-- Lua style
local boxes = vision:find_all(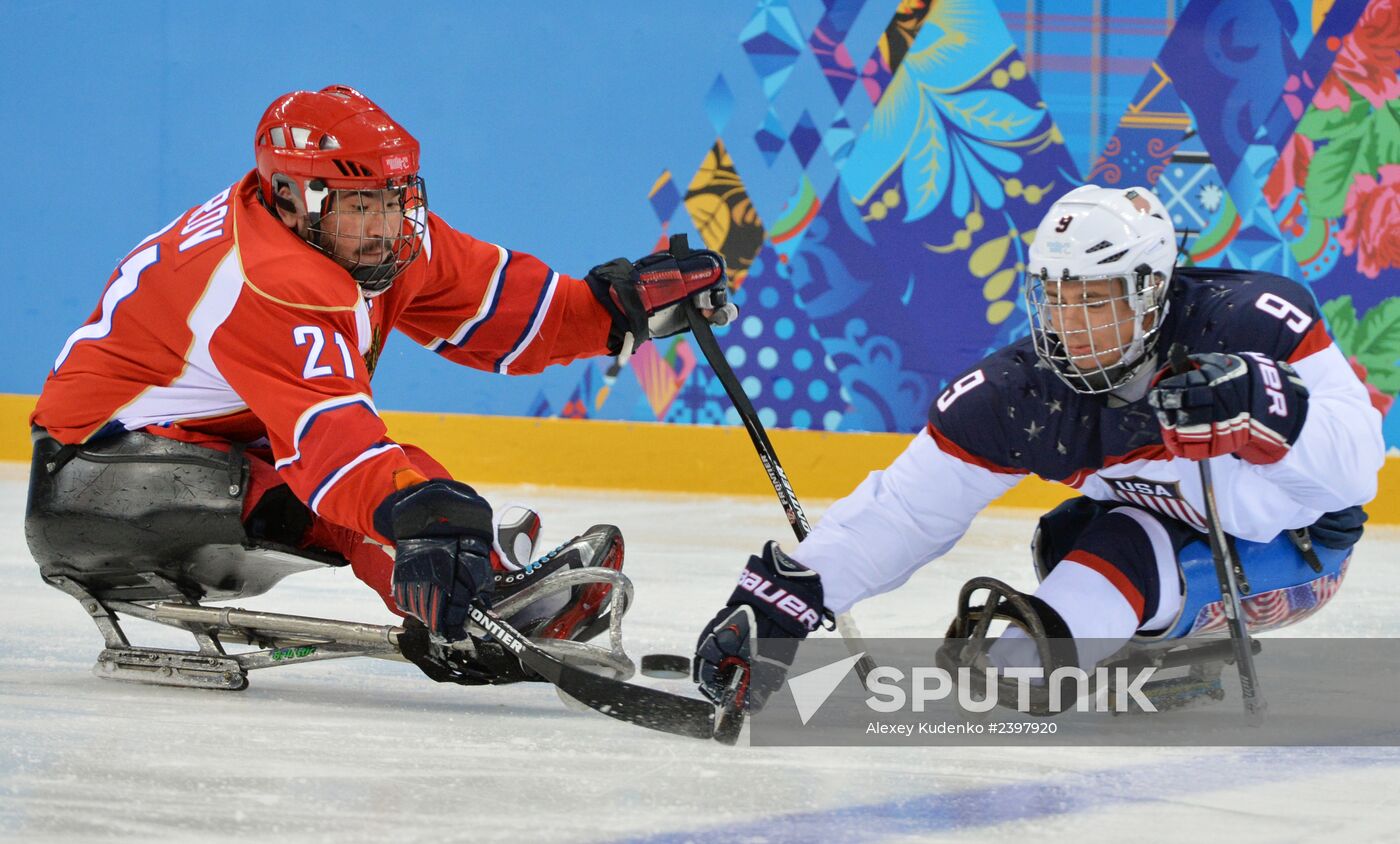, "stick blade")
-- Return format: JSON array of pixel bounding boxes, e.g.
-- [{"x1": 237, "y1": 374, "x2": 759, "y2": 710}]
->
[{"x1": 538, "y1": 656, "x2": 718, "y2": 740}]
